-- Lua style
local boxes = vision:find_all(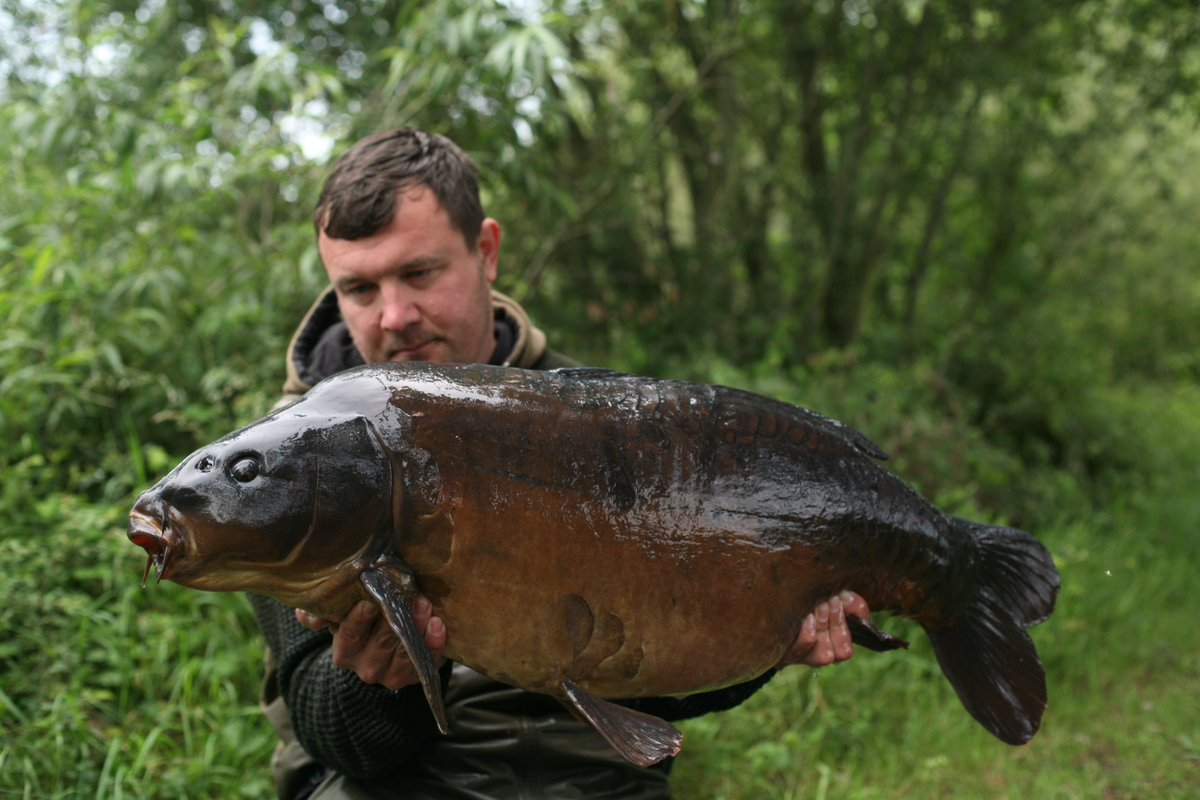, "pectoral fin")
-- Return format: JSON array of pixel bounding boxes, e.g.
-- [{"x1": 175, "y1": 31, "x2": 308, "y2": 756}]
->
[
  {"x1": 558, "y1": 679, "x2": 681, "y2": 767},
  {"x1": 359, "y1": 563, "x2": 448, "y2": 735},
  {"x1": 847, "y1": 614, "x2": 910, "y2": 652}
]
